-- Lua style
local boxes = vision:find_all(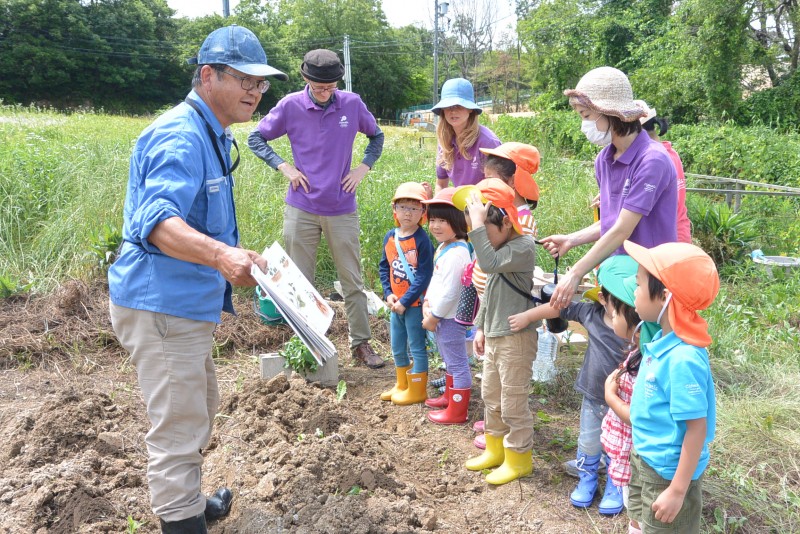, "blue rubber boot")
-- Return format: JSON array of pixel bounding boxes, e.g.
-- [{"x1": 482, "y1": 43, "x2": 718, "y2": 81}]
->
[
  {"x1": 598, "y1": 463, "x2": 624, "y2": 515},
  {"x1": 569, "y1": 452, "x2": 600, "y2": 508}
]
